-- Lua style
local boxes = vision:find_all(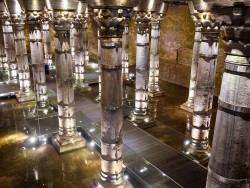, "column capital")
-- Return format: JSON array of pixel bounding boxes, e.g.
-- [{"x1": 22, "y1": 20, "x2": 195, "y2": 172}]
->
[{"x1": 91, "y1": 8, "x2": 133, "y2": 38}]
